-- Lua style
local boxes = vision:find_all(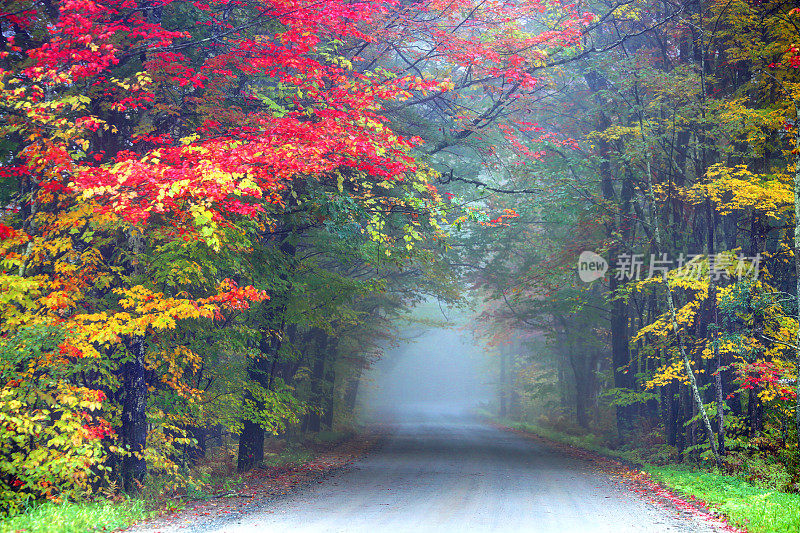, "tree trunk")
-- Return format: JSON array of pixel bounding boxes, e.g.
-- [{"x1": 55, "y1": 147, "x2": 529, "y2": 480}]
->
[
  {"x1": 583, "y1": 69, "x2": 637, "y2": 438},
  {"x1": 664, "y1": 380, "x2": 678, "y2": 447},
  {"x1": 306, "y1": 328, "x2": 328, "y2": 433},
  {"x1": 120, "y1": 228, "x2": 148, "y2": 493},
  {"x1": 568, "y1": 347, "x2": 598, "y2": 430},
  {"x1": 237, "y1": 331, "x2": 276, "y2": 472},
  {"x1": 715, "y1": 345, "x2": 726, "y2": 455},
  {"x1": 121, "y1": 338, "x2": 147, "y2": 493},
  {"x1": 186, "y1": 425, "x2": 206, "y2": 463},
  {"x1": 748, "y1": 392, "x2": 763, "y2": 437},
  {"x1": 323, "y1": 366, "x2": 336, "y2": 430},
  {"x1": 644, "y1": 154, "x2": 721, "y2": 465},
  {"x1": 706, "y1": 199, "x2": 725, "y2": 456},
  {"x1": 322, "y1": 337, "x2": 338, "y2": 430},
  {"x1": 237, "y1": 420, "x2": 264, "y2": 472},
  {"x1": 237, "y1": 237, "x2": 295, "y2": 472},
  {"x1": 677, "y1": 386, "x2": 687, "y2": 458},
  {"x1": 794, "y1": 98, "x2": 800, "y2": 438},
  {"x1": 610, "y1": 274, "x2": 635, "y2": 437},
  {"x1": 344, "y1": 370, "x2": 362, "y2": 412}
]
